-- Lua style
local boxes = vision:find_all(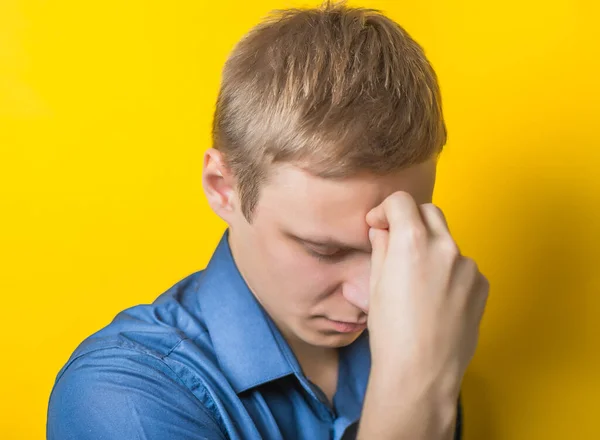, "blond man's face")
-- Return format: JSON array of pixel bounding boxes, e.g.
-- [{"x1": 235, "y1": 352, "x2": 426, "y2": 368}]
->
[{"x1": 225, "y1": 159, "x2": 437, "y2": 349}]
